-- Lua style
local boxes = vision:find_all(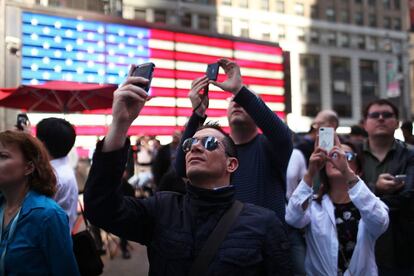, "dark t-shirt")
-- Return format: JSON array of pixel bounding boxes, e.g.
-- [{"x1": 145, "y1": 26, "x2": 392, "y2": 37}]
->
[{"x1": 334, "y1": 201, "x2": 361, "y2": 274}]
